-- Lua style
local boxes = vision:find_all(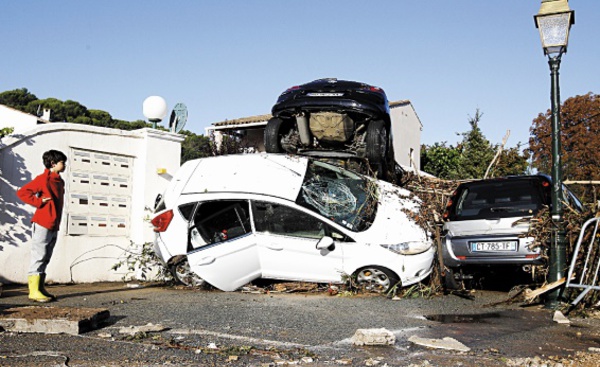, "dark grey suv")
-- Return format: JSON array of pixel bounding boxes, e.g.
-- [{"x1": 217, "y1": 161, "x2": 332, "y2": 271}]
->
[{"x1": 441, "y1": 175, "x2": 583, "y2": 288}]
